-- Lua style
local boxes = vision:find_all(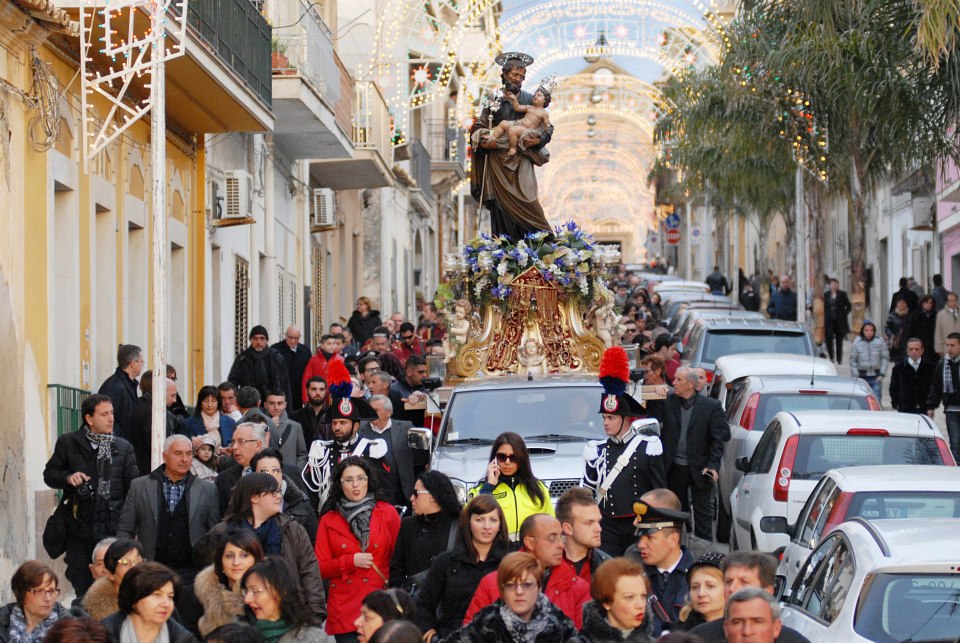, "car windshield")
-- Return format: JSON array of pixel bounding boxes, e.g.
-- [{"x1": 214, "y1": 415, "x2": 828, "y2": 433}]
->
[
  {"x1": 702, "y1": 330, "x2": 809, "y2": 362},
  {"x1": 792, "y1": 436, "x2": 945, "y2": 479},
  {"x1": 756, "y1": 394, "x2": 870, "y2": 429},
  {"x1": 442, "y1": 386, "x2": 602, "y2": 444},
  {"x1": 855, "y1": 573, "x2": 960, "y2": 642},
  {"x1": 848, "y1": 492, "x2": 960, "y2": 520}
]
